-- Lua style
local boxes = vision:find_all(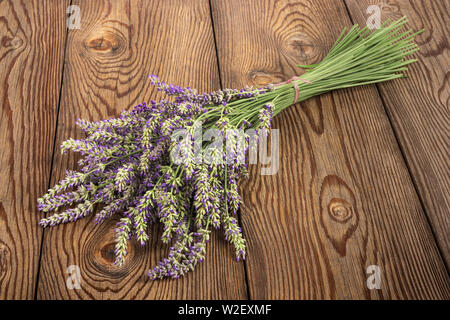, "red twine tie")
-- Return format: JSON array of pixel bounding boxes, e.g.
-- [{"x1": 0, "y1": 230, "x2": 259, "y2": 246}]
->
[{"x1": 273, "y1": 76, "x2": 311, "y2": 104}]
